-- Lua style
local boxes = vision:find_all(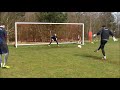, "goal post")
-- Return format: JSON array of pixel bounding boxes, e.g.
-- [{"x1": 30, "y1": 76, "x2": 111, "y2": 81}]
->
[{"x1": 15, "y1": 22, "x2": 84, "y2": 48}]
